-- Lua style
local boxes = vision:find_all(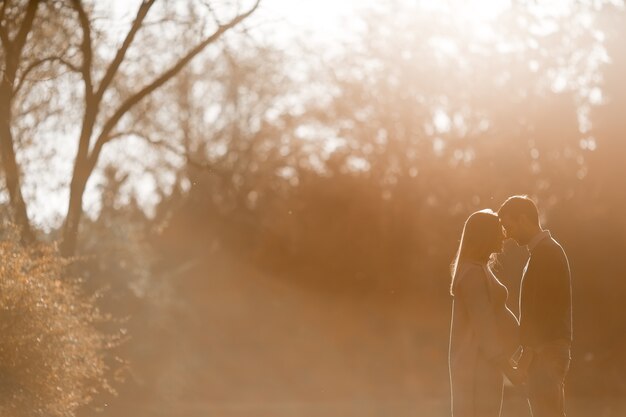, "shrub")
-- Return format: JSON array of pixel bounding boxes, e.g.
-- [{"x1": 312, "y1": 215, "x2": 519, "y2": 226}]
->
[{"x1": 0, "y1": 234, "x2": 117, "y2": 417}]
